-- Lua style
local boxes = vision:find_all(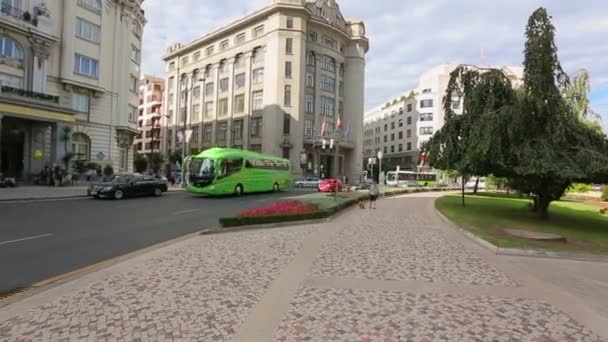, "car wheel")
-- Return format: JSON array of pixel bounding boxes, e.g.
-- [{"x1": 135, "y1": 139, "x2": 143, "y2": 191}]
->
[
  {"x1": 234, "y1": 184, "x2": 243, "y2": 196},
  {"x1": 153, "y1": 187, "x2": 162, "y2": 197},
  {"x1": 114, "y1": 190, "x2": 124, "y2": 200},
  {"x1": 273, "y1": 183, "x2": 280, "y2": 193}
]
